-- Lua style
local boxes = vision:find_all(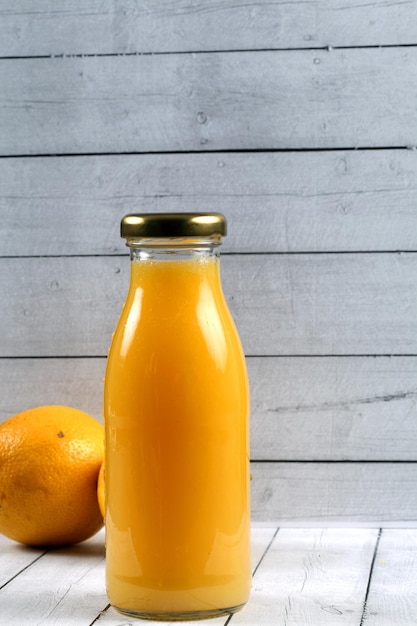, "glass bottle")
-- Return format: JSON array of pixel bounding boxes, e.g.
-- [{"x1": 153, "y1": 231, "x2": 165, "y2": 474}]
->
[{"x1": 104, "y1": 213, "x2": 251, "y2": 621}]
